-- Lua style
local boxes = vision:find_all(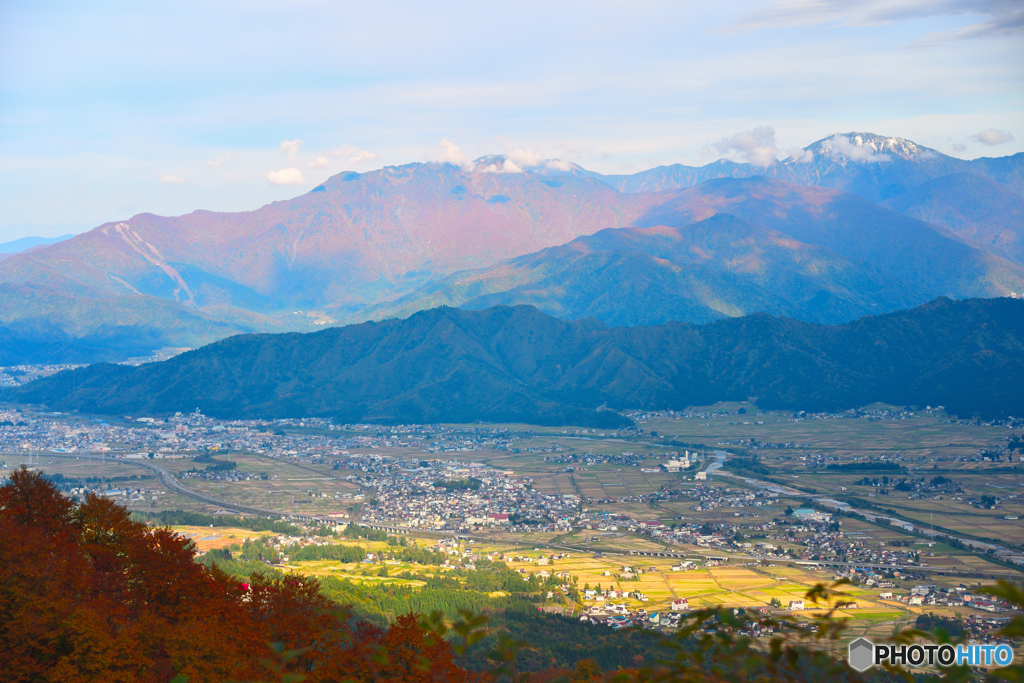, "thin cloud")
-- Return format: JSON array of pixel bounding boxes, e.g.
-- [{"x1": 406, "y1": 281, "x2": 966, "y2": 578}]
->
[
  {"x1": 159, "y1": 174, "x2": 185, "y2": 184},
  {"x1": 307, "y1": 156, "x2": 330, "y2": 169},
  {"x1": 331, "y1": 144, "x2": 378, "y2": 165},
  {"x1": 544, "y1": 159, "x2": 573, "y2": 171},
  {"x1": 725, "y1": 0, "x2": 1024, "y2": 44},
  {"x1": 279, "y1": 139, "x2": 303, "y2": 161},
  {"x1": 917, "y1": 4, "x2": 1024, "y2": 43},
  {"x1": 500, "y1": 142, "x2": 544, "y2": 168},
  {"x1": 205, "y1": 153, "x2": 232, "y2": 168},
  {"x1": 267, "y1": 167, "x2": 306, "y2": 185},
  {"x1": 973, "y1": 128, "x2": 1014, "y2": 145},
  {"x1": 785, "y1": 147, "x2": 815, "y2": 163},
  {"x1": 827, "y1": 134, "x2": 891, "y2": 162},
  {"x1": 711, "y1": 126, "x2": 779, "y2": 167},
  {"x1": 497, "y1": 140, "x2": 574, "y2": 171},
  {"x1": 478, "y1": 158, "x2": 523, "y2": 174}
]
